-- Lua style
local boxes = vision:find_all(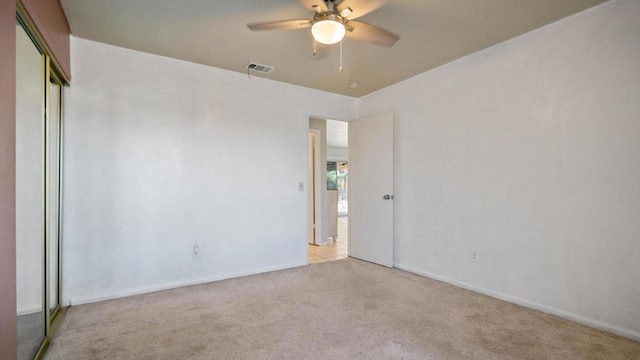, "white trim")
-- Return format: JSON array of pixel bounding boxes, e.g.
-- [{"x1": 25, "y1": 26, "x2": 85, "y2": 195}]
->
[
  {"x1": 394, "y1": 263, "x2": 640, "y2": 343},
  {"x1": 65, "y1": 261, "x2": 307, "y2": 307},
  {"x1": 308, "y1": 128, "x2": 324, "y2": 246}
]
